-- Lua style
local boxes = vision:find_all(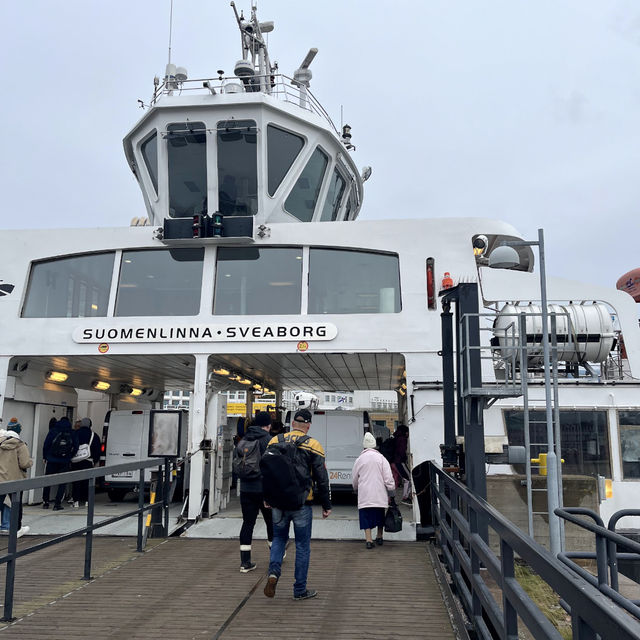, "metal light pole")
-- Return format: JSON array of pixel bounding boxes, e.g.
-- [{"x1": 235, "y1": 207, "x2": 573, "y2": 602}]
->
[{"x1": 489, "y1": 228, "x2": 562, "y2": 555}]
